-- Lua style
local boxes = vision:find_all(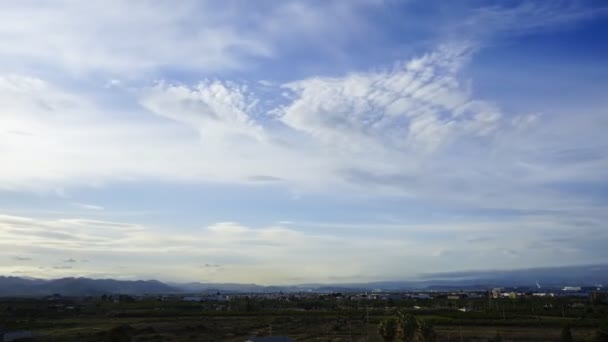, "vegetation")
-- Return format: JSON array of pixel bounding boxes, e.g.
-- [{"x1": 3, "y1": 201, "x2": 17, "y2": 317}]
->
[
  {"x1": 559, "y1": 325, "x2": 573, "y2": 342},
  {"x1": 597, "y1": 320, "x2": 608, "y2": 342},
  {"x1": 0, "y1": 293, "x2": 605, "y2": 341},
  {"x1": 378, "y1": 317, "x2": 398, "y2": 341},
  {"x1": 377, "y1": 311, "x2": 436, "y2": 342}
]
